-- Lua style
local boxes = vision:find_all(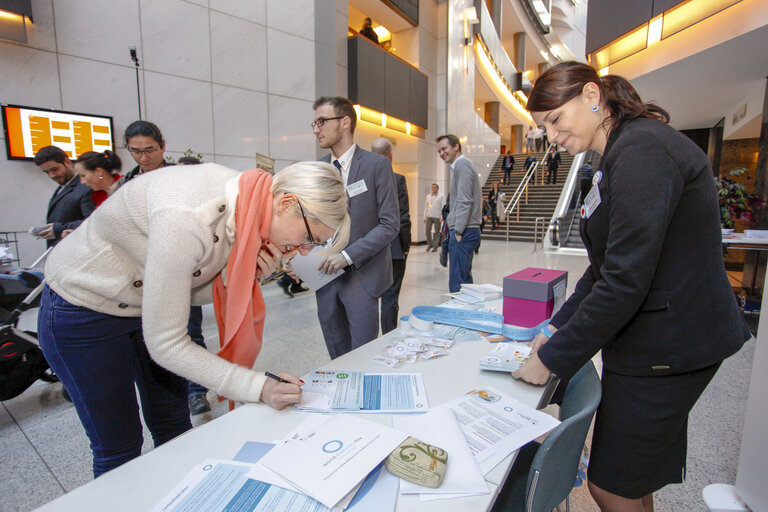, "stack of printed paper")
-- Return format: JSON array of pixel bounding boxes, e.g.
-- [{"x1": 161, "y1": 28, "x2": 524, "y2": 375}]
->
[
  {"x1": 479, "y1": 344, "x2": 532, "y2": 372},
  {"x1": 296, "y1": 370, "x2": 429, "y2": 413},
  {"x1": 460, "y1": 283, "x2": 503, "y2": 301},
  {"x1": 441, "y1": 386, "x2": 561, "y2": 475},
  {"x1": 257, "y1": 415, "x2": 408, "y2": 509}
]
